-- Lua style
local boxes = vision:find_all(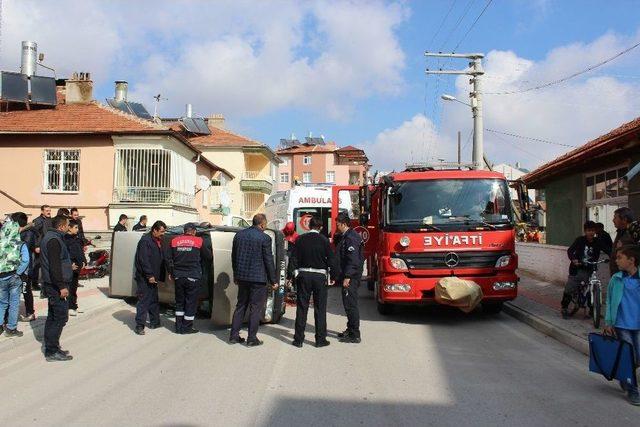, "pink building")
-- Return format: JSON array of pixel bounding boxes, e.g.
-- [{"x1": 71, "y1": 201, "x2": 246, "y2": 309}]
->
[
  {"x1": 0, "y1": 77, "x2": 232, "y2": 231},
  {"x1": 276, "y1": 140, "x2": 369, "y2": 191}
]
